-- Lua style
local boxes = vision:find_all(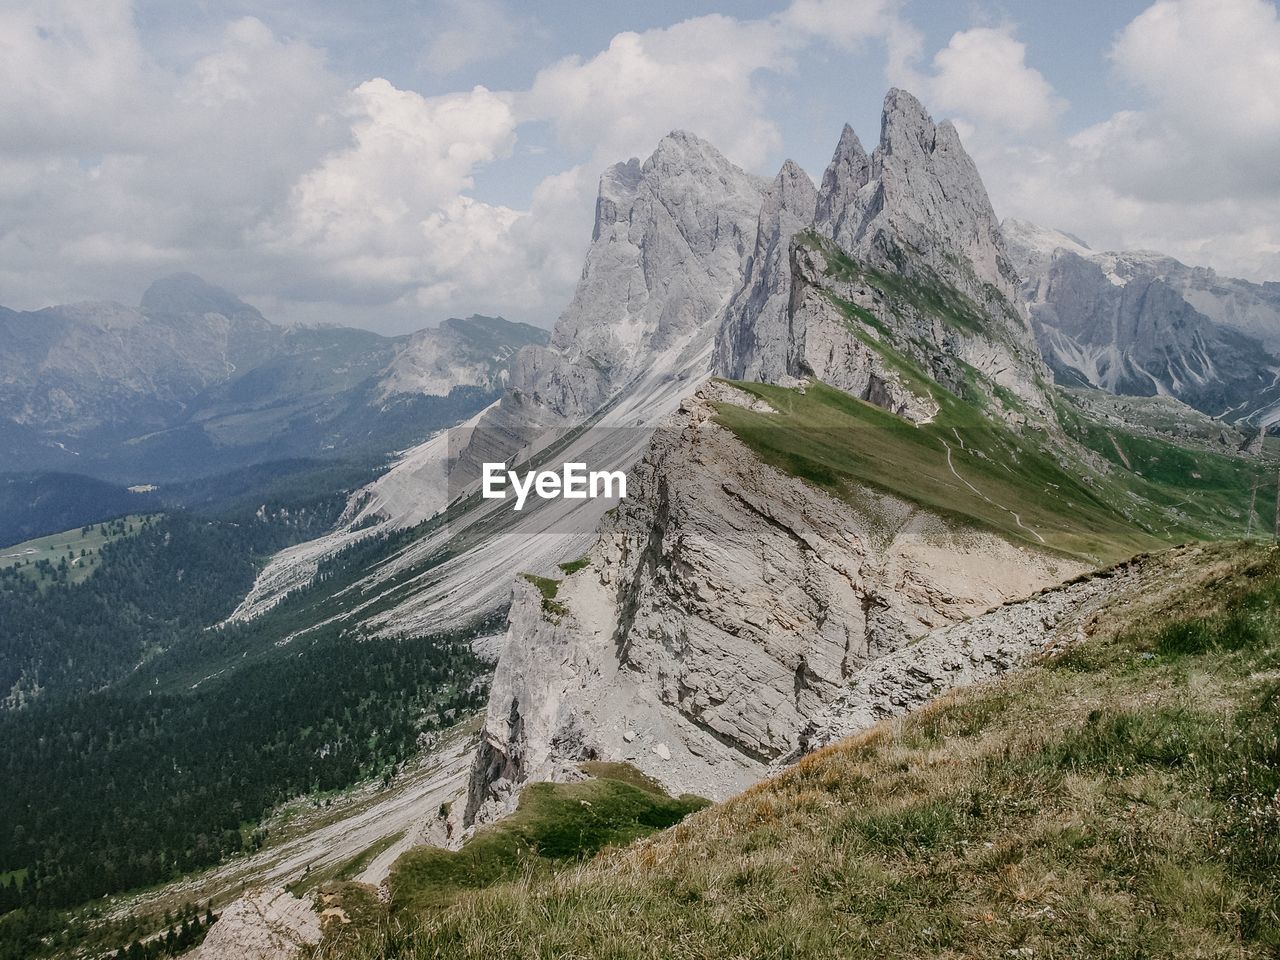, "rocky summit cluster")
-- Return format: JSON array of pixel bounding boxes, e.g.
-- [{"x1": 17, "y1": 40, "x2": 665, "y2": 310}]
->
[{"x1": 464, "y1": 88, "x2": 1079, "y2": 820}]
